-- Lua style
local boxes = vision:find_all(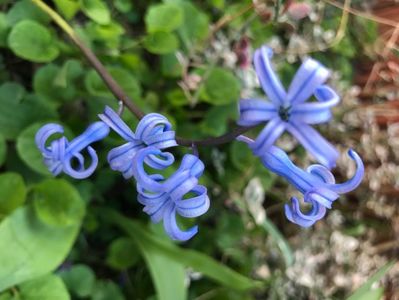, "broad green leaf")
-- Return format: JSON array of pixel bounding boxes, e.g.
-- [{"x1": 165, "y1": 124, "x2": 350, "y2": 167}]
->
[
  {"x1": 16, "y1": 123, "x2": 51, "y2": 176},
  {"x1": 0, "y1": 173, "x2": 26, "y2": 218},
  {"x1": 101, "y1": 209, "x2": 263, "y2": 291},
  {"x1": 60, "y1": 265, "x2": 95, "y2": 298},
  {"x1": 177, "y1": 2, "x2": 210, "y2": 47},
  {"x1": 81, "y1": 0, "x2": 110, "y2": 25},
  {"x1": 0, "y1": 83, "x2": 59, "y2": 140},
  {"x1": 145, "y1": 3, "x2": 183, "y2": 33},
  {"x1": 32, "y1": 179, "x2": 86, "y2": 227},
  {"x1": 106, "y1": 238, "x2": 140, "y2": 270},
  {"x1": 33, "y1": 63, "x2": 80, "y2": 104},
  {"x1": 261, "y1": 219, "x2": 294, "y2": 268},
  {"x1": 84, "y1": 67, "x2": 142, "y2": 104},
  {"x1": 144, "y1": 31, "x2": 179, "y2": 54},
  {"x1": 53, "y1": 0, "x2": 81, "y2": 20},
  {"x1": 136, "y1": 238, "x2": 186, "y2": 300},
  {"x1": 201, "y1": 68, "x2": 241, "y2": 105},
  {"x1": 347, "y1": 261, "x2": 395, "y2": 300},
  {"x1": 91, "y1": 281, "x2": 125, "y2": 300},
  {"x1": 8, "y1": 20, "x2": 59, "y2": 63},
  {"x1": 0, "y1": 206, "x2": 82, "y2": 291},
  {"x1": 6, "y1": 0, "x2": 50, "y2": 26},
  {"x1": 0, "y1": 133, "x2": 5, "y2": 167},
  {"x1": 20, "y1": 274, "x2": 70, "y2": 300}
]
